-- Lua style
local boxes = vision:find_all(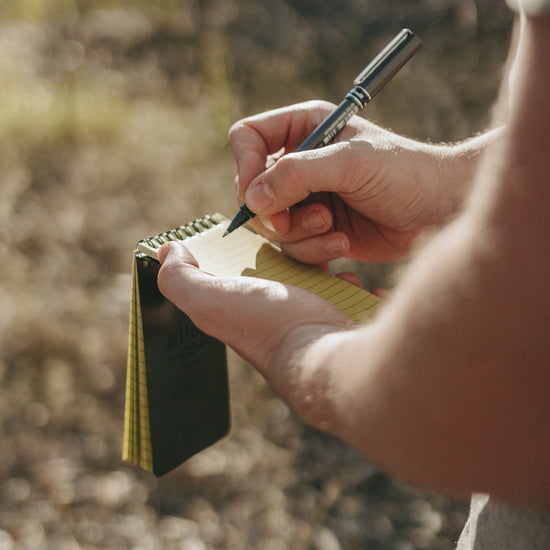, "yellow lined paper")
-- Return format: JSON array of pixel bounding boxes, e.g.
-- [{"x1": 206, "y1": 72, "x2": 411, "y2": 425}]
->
[
  {"x1": 137, "y1": 213, "x2": 382, "y2": 323},
  {"x1": 123, "y1": 257, "x2": 152, "y2": 470}
]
